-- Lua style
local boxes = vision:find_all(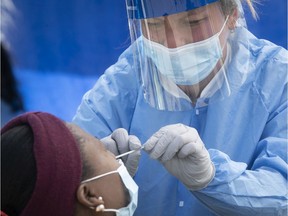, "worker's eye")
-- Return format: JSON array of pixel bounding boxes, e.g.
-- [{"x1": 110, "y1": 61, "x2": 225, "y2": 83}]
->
[
  {"x1": 185, "y1": 17, "x2": 208, "y2": 27},
  {"x1": 147, "y1": 21, "x2": 164, "y2": 28}
]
